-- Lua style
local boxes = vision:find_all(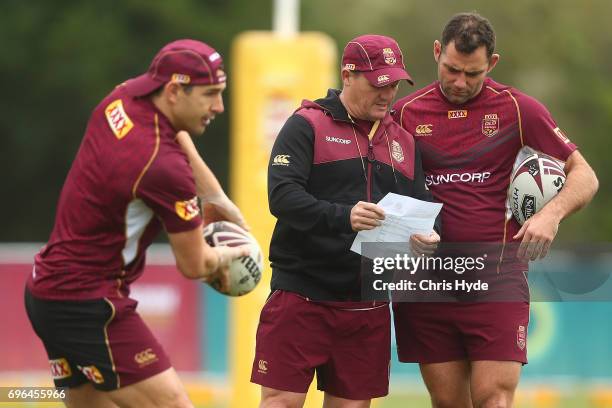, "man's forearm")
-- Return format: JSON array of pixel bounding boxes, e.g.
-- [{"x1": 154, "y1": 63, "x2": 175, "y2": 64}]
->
[
  {"x1": 189, "y1": 155, "x2": 226, "y2": 201},
  {"x1": 541, "y1": 152, "x2": 598, "y2": 221},
  {"x1": 176, "y1": 131, "x2": 226, "y2": 200}
]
